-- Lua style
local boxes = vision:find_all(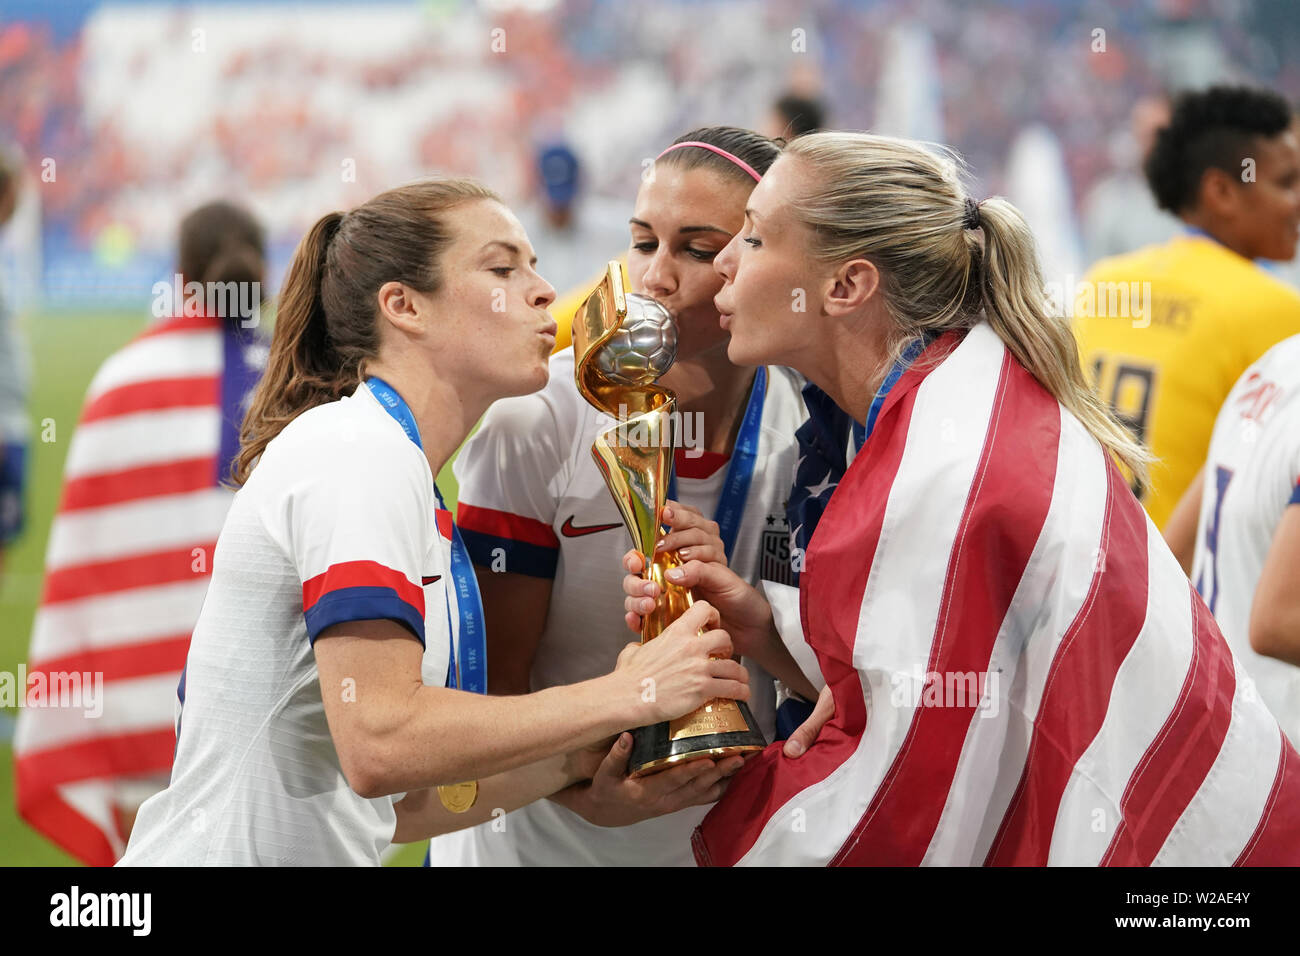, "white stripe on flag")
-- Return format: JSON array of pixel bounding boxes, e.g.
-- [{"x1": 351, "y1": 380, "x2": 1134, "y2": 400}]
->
[
  {"x1": 970, "y1": 432, "x2": 1121, "y2": 860},
  {"x1": 761, "y1": 580, "x2": 824, "y2": 692},
  {"x1": 924, "y1": 408, "x2": 1108, "y2": 864},
  {"x1": 59, "y1": 779, "x2": 127, "y2": 860},
  {"x1": 13, "y1": 672, "x2": 181, "y2": 754},
  {"x1": 63, "y1": 407, "x2": 221, "y2": 479},
  {"x1": 1046, "y1": 524, "x2": 1194, "y2": 864},
  {"x1": 1153, "y1": 656, "x2": 1284, "y2": 866},
  {"x1": 86, "y1": 330, "x2": 221, "y2": 400},
  {"x1": 46, "y1": 488, "x2": 232, "y2": 569},
  {"x1": 28, "y1": 578, "x2": 212, "y2": 664}
]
